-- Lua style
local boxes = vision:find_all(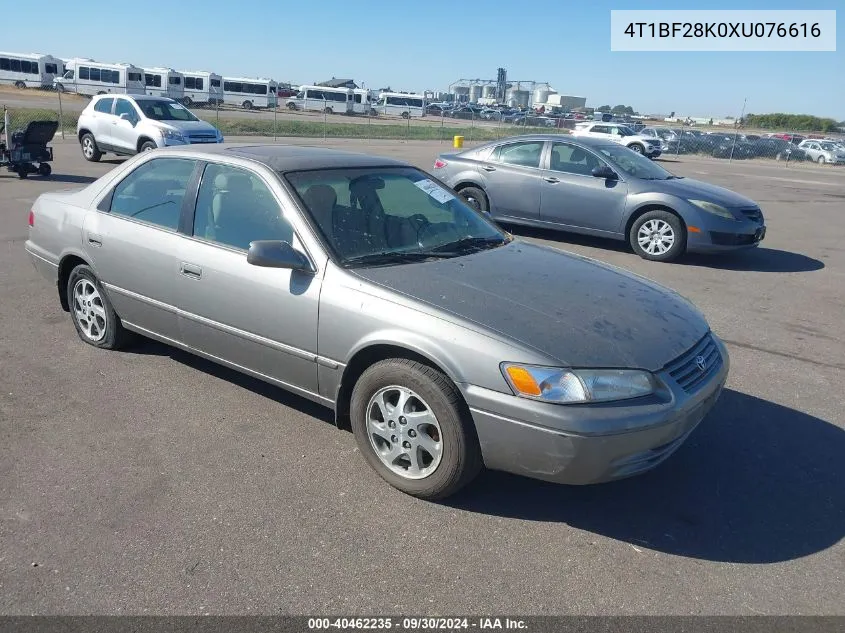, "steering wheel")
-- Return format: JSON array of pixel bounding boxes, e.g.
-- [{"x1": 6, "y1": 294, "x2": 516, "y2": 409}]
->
[{"x1": 407, "y1": 213, "x2": 436, "y2": 246}]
